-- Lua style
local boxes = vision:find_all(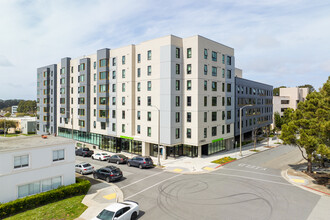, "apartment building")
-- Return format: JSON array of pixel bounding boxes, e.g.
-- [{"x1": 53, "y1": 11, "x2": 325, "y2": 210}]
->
[
  {"x1": 0, "y1": 136, "x2": 75, "y2": 203},
  {"x1": 37, "y1": 35, "x2": 237, "y2": 158},
  {"x1": 273, "y1": 87, "x2": 308, "y2": 116},
  {"x1": 235, "y1": 76, "x2": 273, "y2": 142}
]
